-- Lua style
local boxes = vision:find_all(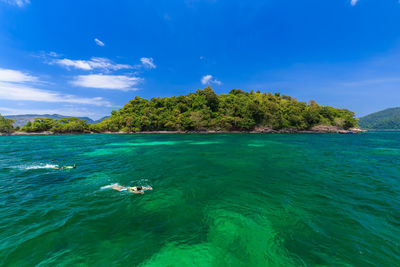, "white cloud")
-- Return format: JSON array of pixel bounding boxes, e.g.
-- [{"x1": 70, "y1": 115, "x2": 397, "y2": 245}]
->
[
  {"x1": 71, "y1": 74, "x2": 141, "y2": 91},
  {"x1": 52, "y1": 57, "x2": 133, "y2": 71},
  {"x1": 94, "y1": 38, "x2": 105, "y2": 47},
  {"x1": 140, "y1": 57, "x2": 156, "y2": 69},
  {"x1": 0, "y1": 67, "x2": 111, "y2": 107},
  {"x1": 0, "y1": 82, "x2": 111, "y2": 106},
  {"x1": 48, "y1": 51, "x2": 62, "y2": 58},
  {"x1": 0, "y1": 68, "x2": 37, "y2": 83},
  {"x1": 53, "y1": 59, "x2": 92, "y2": 70},
  {"x1": 49, "y1": 55, "x2": 156, "y2": 72},
  {"x1": 213, "y1": 80, "x2": 222, "y2": 85},
  {"x1": 201, "y1": 74, "x2": 222, "y2": 85},
  {"x1": 350, "y1": 0, "x2": 359, "y2": 6},
  {"x1": 201, "y1": 75, "x2": 212, "y2": 84},
  {"x1": 2, "y1": 0, "x2": 30, "y2": 7}
]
